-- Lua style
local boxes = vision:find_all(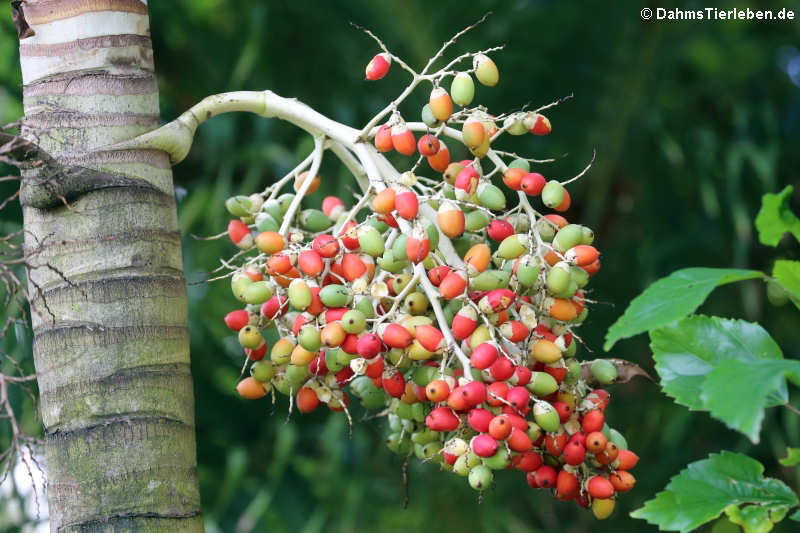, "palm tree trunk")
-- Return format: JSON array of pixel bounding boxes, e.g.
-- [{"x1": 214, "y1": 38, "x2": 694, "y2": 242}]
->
[{"x1": 16, "y1": 1, "x2": 203, "y2": 530}]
